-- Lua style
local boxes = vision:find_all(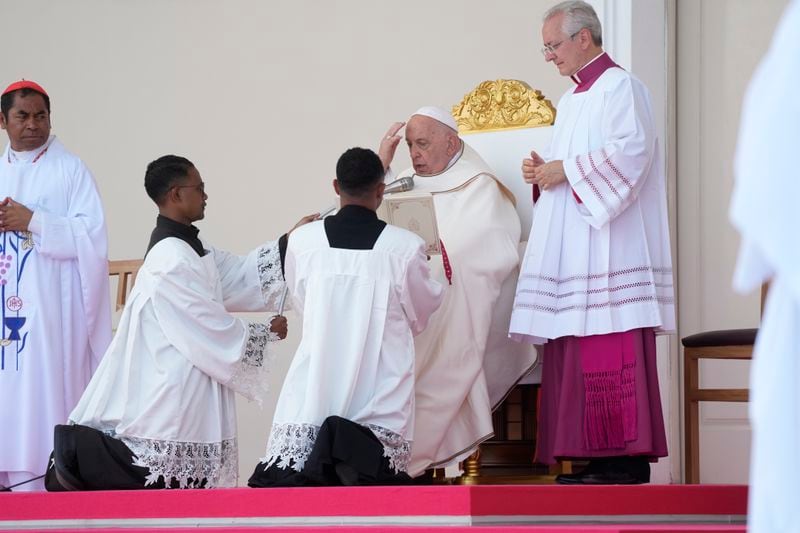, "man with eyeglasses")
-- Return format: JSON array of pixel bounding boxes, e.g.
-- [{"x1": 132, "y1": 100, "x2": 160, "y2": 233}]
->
[
  {"x1": 509, "y1": 1, "x2": 675, "y2": 484},
  {"x1": 0, "y1": 80, "x2": 111, "y2": 492},
  {"x1": 46, "y1": 155, "x2": 316, "y2": 490}
]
